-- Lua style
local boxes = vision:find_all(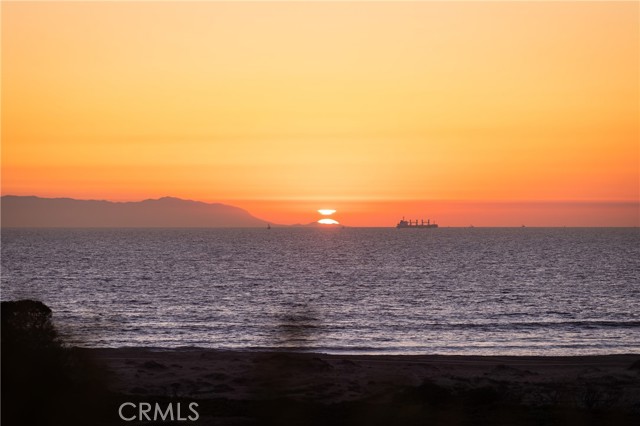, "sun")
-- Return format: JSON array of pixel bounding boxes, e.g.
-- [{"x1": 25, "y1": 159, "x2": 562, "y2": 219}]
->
[
  {"x1": 316, "y1": 208, "x2": 339, "y2": 225},
  {"x1": 318, "y1": 218, "x2": 340, "y2": 225}
]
